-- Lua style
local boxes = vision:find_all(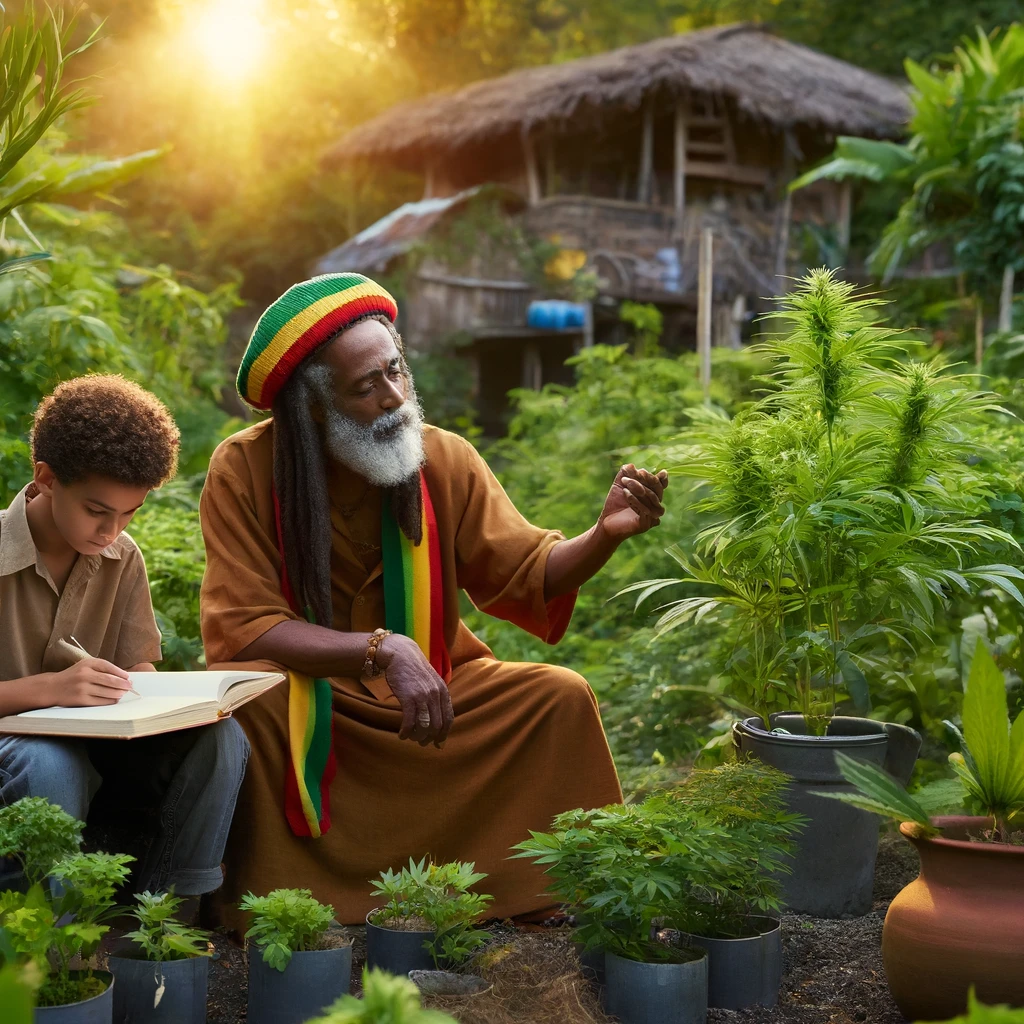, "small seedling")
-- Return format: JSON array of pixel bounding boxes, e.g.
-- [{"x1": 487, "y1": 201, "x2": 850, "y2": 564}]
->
[
  {"x1": 124, "y1": 891, "x2": 212, "y2": 961},
  {"x1": 239, "y1": 888, "x2": 337, "y2": 971}
]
